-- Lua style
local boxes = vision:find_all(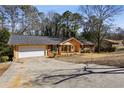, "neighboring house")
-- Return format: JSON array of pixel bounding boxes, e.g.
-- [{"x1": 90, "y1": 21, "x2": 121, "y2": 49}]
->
[
  {"x1": 8, "y1": 35, "x2": 94, "y2": 60},
  {"x1": 105, "y1": 39, "x2": 124, "y2": 47}
]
